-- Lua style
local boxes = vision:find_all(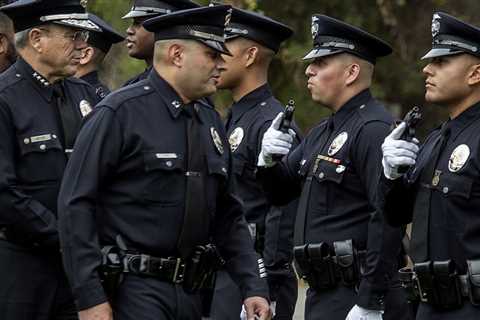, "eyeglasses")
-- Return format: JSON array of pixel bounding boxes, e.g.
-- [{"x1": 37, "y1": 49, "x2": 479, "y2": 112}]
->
[{"x1": 39, "y1": 28, "x2": 90, "y2": 43}]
